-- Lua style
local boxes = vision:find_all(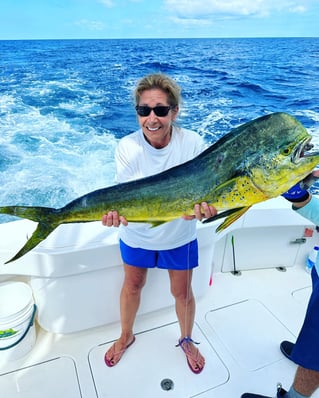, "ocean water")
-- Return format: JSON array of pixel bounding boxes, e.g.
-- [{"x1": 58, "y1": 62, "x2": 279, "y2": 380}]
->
[{"x1": 1, "y1": 37, "x2": 319, "y2": 223}]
